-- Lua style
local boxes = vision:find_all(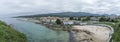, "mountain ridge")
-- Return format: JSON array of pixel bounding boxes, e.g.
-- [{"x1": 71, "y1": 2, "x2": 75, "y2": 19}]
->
[{"x1": 16, "y1": 12, "x2": 117, "y2": 17}]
